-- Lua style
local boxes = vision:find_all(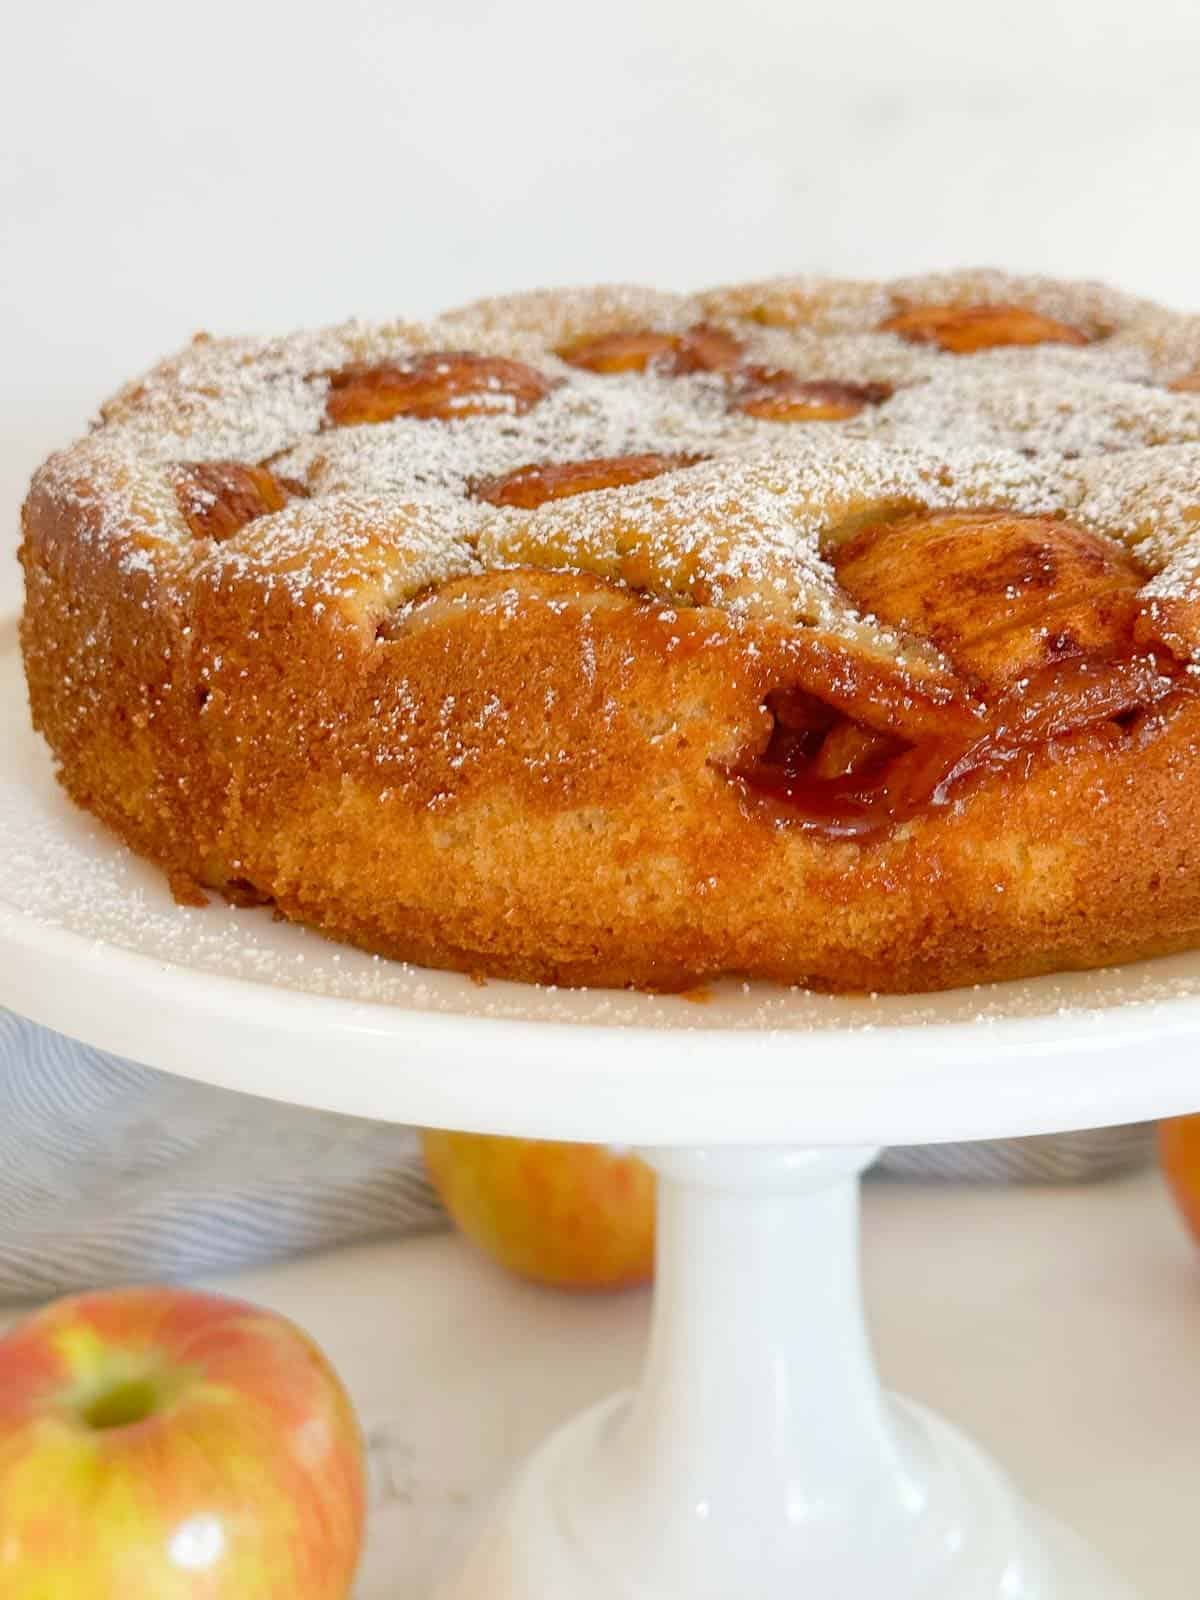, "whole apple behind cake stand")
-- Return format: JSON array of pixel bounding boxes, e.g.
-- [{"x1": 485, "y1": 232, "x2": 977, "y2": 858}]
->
[{"x1": 2, "y1": 621, "x2": 1197, "y2": 1599}]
